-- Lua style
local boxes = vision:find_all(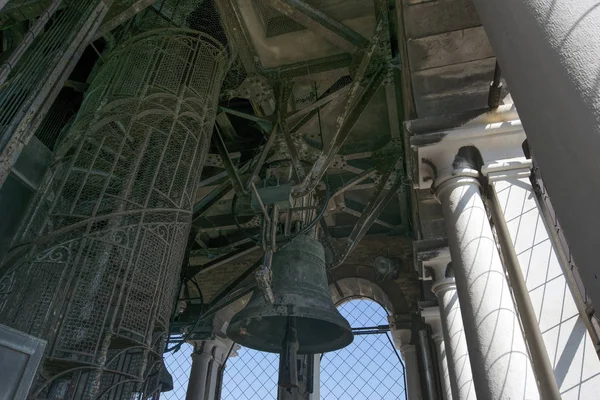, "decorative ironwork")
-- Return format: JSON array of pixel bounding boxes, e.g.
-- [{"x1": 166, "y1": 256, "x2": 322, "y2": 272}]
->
[{"x1": 0, "y1": 26, "x2": 229, "y2": 398}]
